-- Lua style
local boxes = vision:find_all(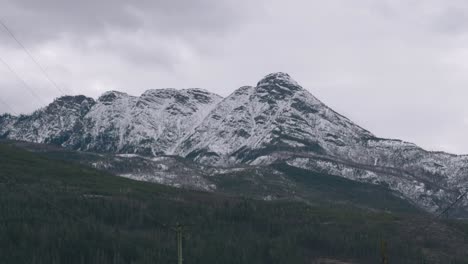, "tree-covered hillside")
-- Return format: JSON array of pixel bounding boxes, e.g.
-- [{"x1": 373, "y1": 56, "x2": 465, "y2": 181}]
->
[{"x1": 1, "y1": 143, "x2": 468, "y2": 264}]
